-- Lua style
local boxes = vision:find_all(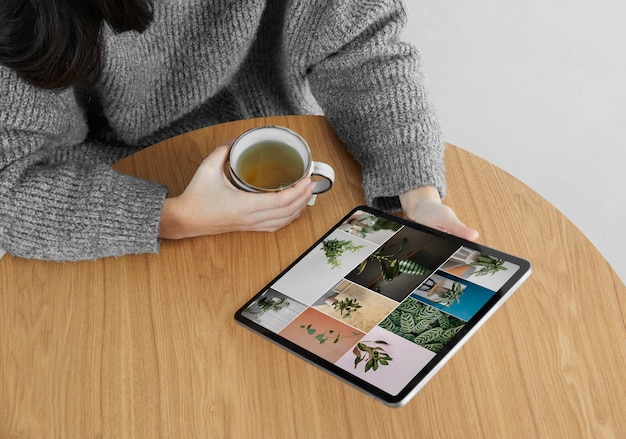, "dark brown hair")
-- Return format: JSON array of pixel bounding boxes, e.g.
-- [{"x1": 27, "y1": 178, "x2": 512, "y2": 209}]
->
[{"x1": 0, "y1": 0, "x2": 153, "y2": 89}]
